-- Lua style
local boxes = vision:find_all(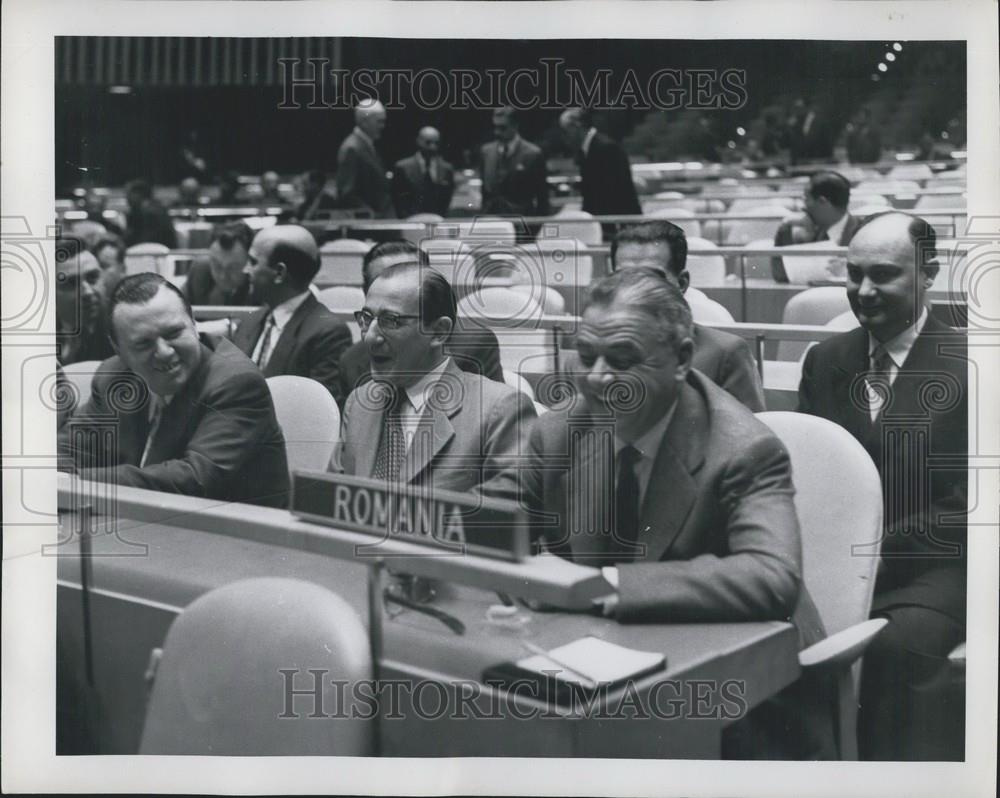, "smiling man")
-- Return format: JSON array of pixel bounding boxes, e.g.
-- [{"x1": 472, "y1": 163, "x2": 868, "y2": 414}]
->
[
  {"x1": 58, "y1": 272, "x2": 289, "y2": 507},
  {"x1": 181, "y1": 221, "x2": 255, "y2": 306},
  {"x1": 798, "y1": 211, "x2": 967, "y2": 760},
  {"x1": 338, "y1": 262, "x2": 533, "y2": 492},
  {"x1": 55, "y1": 238, "x2": 114, "y2": 366}
]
